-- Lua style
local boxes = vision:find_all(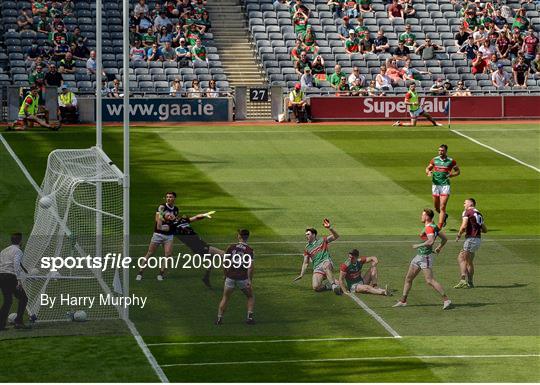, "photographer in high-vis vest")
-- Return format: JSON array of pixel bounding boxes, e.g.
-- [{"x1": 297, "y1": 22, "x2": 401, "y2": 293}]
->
[
  {"x1": 8, "y1": 86, "x2": 60, "y2": 131},
  {"x1": 57, "y1": 84, "x2": 79, "y2": 124},
  {"x1": 287, "y1": 83, "x2": 312, "y2": 123}
]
